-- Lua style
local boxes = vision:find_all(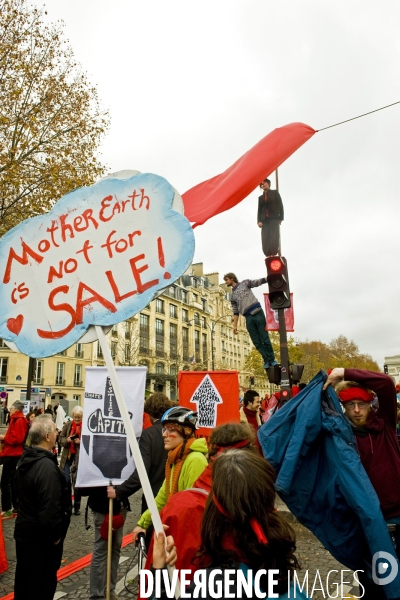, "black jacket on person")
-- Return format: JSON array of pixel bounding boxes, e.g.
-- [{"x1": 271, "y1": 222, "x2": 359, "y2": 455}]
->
[
  {"x1": 257, "y1": 190, "x2": 284, "y2": 222},
  {"x1": 76, "y1": 486, "x2": 129, "y2": 516},
  {"x1": 14, "y1": 446, "x2": 71, "y2": 543},
  {"x1": 115, "y1": 420, "x2": 168, "y2": 512}
]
